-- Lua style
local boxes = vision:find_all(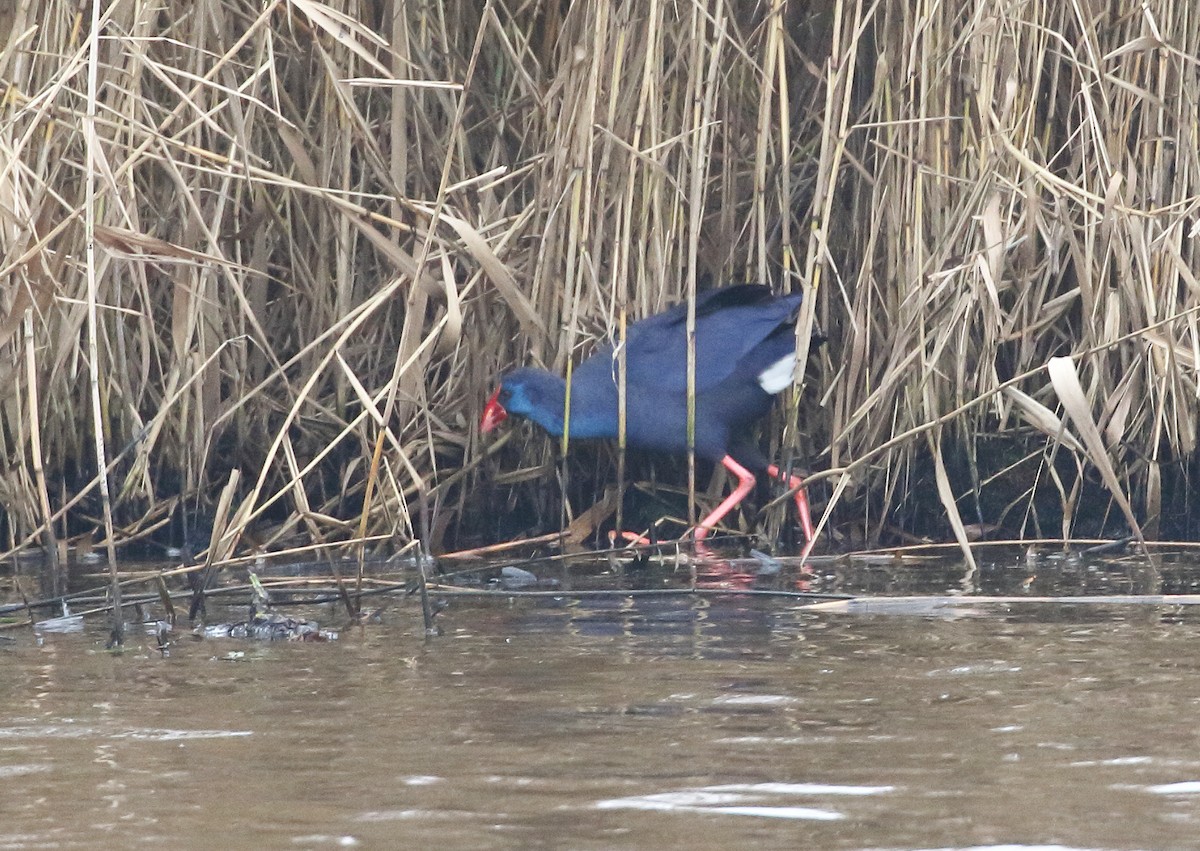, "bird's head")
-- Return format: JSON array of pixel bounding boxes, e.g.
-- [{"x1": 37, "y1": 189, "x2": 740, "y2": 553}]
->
[{"x1": 480, "y1": 368, "x2": 554, "y2": 433}]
